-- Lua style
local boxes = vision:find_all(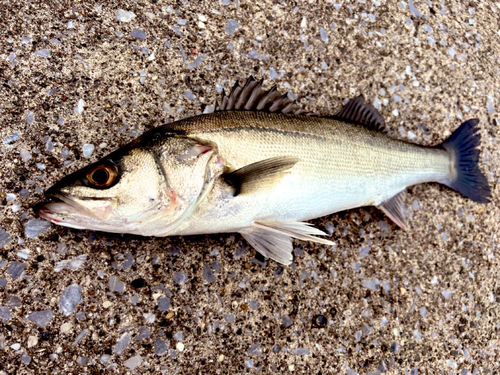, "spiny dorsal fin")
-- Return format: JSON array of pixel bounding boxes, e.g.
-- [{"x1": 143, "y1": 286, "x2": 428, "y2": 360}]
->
[
  {"x1": 377, "y1": 191, "x2": 407, "y2": 230},
  {"x1": 215, "y1": 76, "x2": 310, "y2": 115},
  {"x1": 223, "y1": 156, "x2": 299, "y2": 196},
  {"x1": 333, "y1": 95, "x2": 386, "y2": 132}
]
